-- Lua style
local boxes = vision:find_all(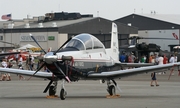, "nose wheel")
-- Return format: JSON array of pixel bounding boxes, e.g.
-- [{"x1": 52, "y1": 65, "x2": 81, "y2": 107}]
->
[
  {"x1": 60, "y1": 79, "x2": 67, "y2": 100},
  {"x1": 60, "y1": 88, "x2": 67, "y2": 100}
]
